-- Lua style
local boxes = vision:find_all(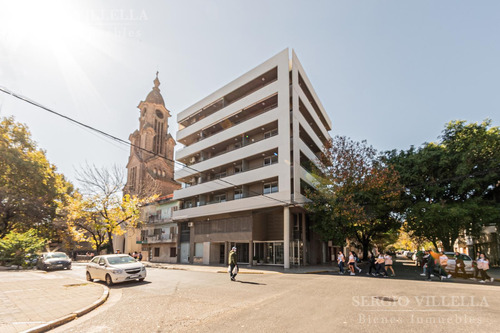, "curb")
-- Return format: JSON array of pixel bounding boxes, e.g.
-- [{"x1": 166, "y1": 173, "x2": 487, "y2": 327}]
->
[
  {"x1": 23, "y1": 283, "x2": 109, "y2": 333},
  {"x1": 216, "y1": 270, "x2": 267, "y2": 274}
]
